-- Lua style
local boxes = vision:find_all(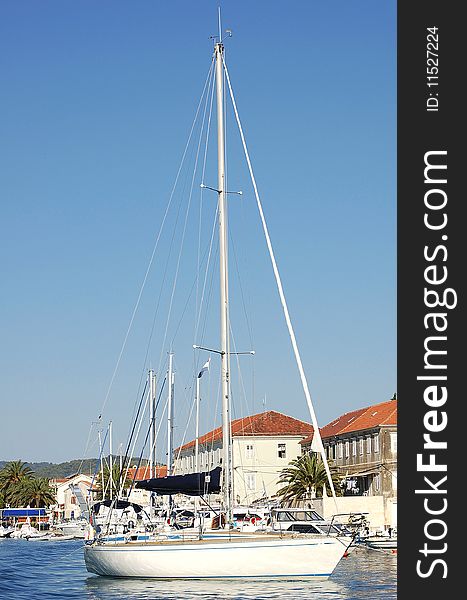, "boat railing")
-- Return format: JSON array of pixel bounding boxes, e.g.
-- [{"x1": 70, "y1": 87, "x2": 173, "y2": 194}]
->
[{"x1": 327, "y1": 512, "x2": 369, "y2": 537}]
